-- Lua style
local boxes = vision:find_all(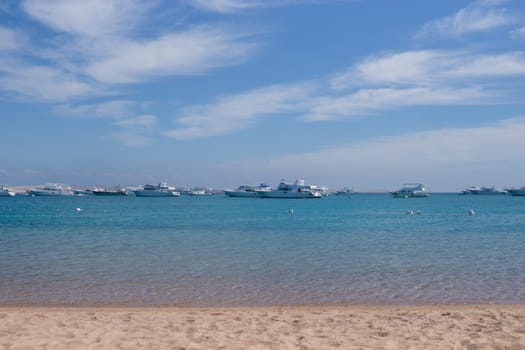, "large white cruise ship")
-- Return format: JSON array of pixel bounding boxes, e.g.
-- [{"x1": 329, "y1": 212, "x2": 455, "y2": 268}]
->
[
  {"x1": 0, "y1": 185, "x2": 15, "y2": 197},
  {"x1": 256, "y1": 179, "x2": 322, "y2": 199},
  {"x1": 132, "y1": 183, "x2": 180, "y2": 197},
  {"x1": 27, "y1": 183, "x2": 75, "y2": 196}
]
